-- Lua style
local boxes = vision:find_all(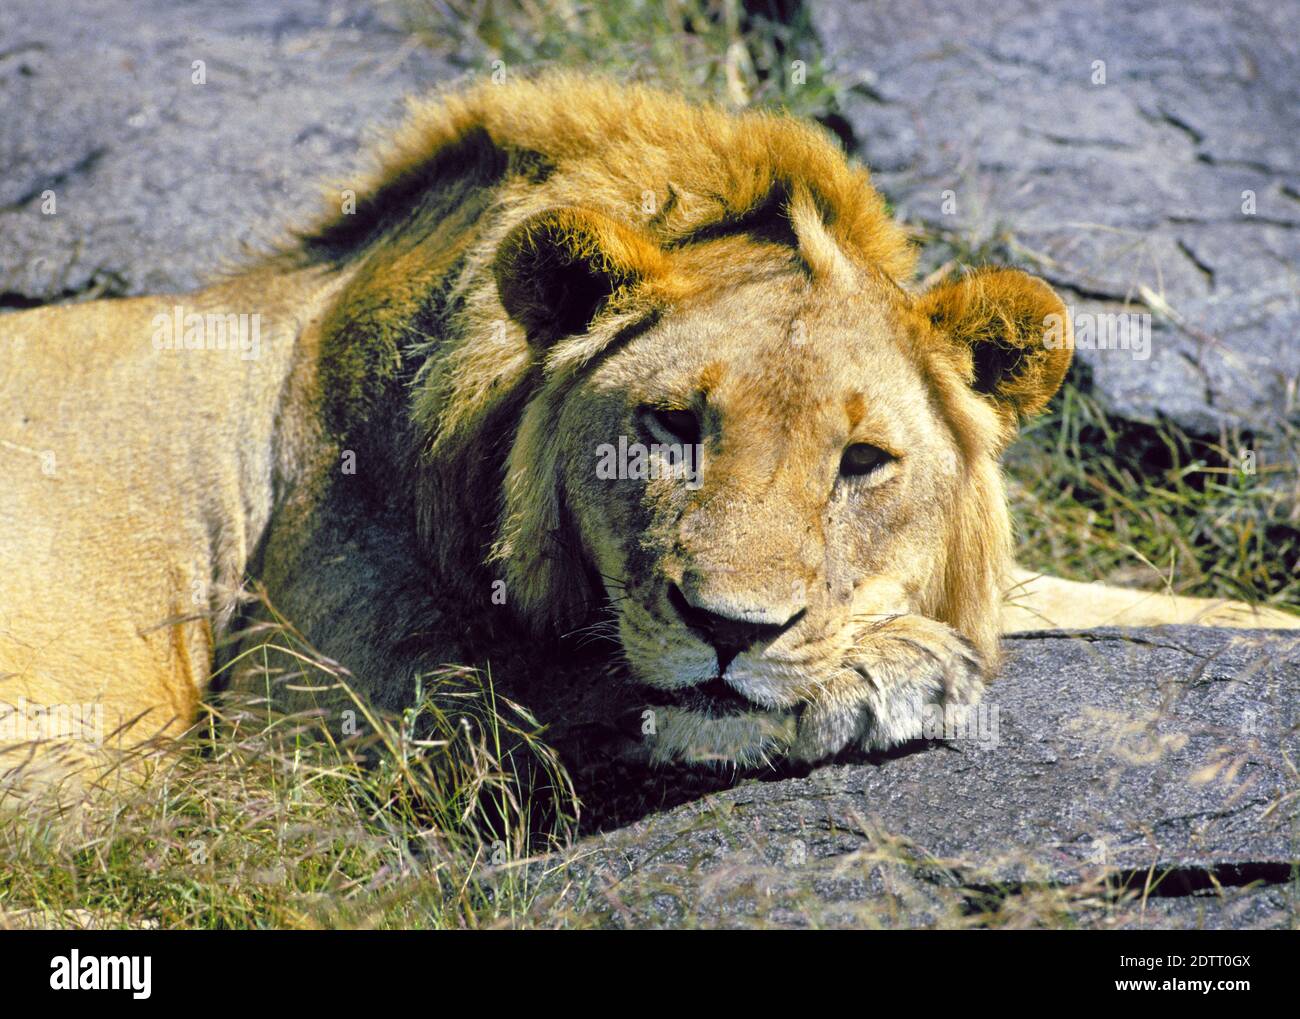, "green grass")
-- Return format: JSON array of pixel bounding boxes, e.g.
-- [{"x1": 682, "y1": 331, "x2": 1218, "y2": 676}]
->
[
  {"x1": 402, "y1": 0, "x2": 843, "y2": 119},
  {"x1": 1011, "y1": 381, "x2": 1300, "y2": 610},
  {"x1": 4, "y1": 0, "x2": 1296, "y2": 932}
]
